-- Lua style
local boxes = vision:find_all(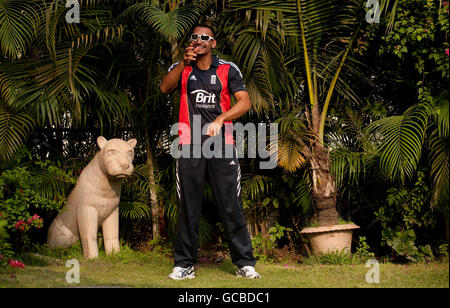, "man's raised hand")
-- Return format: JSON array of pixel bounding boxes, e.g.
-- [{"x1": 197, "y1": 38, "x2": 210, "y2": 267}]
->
[{"x1": 183, "y1": 42, "x2": 197, "y2": 66}]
